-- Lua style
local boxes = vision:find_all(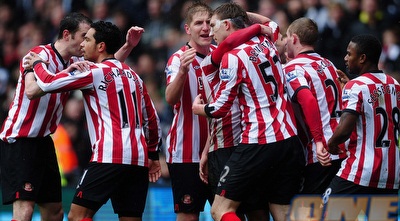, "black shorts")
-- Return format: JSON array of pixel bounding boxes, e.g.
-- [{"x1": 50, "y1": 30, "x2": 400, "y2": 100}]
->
[
  {"x1": 72, "y1": 162, "x2": 149, "y2": 217},
  {"x1": 167, "y1": 163, "x2": 213, "y2": 213},
  {"x1": 208, "y1": 147, "x2": 269, "y2": 213},
  {"x1": 216, "y1": 136, "x2": 305, "y2": 205},
  {"x1": 301, "y1": 159, "x2": 343, "y2": 194},
  {"x1": 323, "y1": 176, "x2": 399, "y2": 199},
  {"x1": 0, "y1": 136, "x2": 61, "y2": 205}
]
